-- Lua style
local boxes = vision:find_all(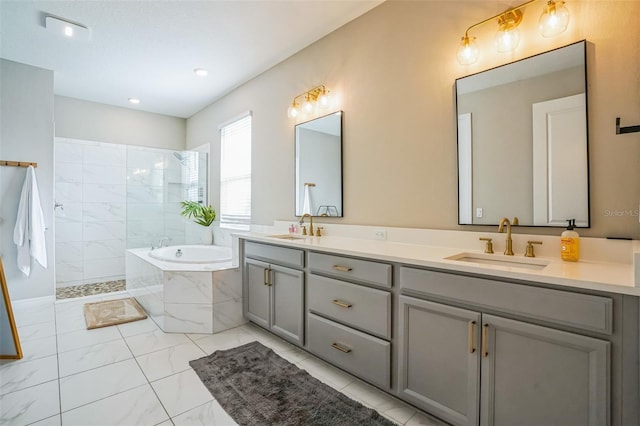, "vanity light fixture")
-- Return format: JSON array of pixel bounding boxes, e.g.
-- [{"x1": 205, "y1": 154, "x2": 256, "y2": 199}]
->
[
  {"x1": 287, "y1": 85, "x2": 330, "y2": 119},
  {"x1": 457, "y1": 0, "x2": 570, "y2": 65}
]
